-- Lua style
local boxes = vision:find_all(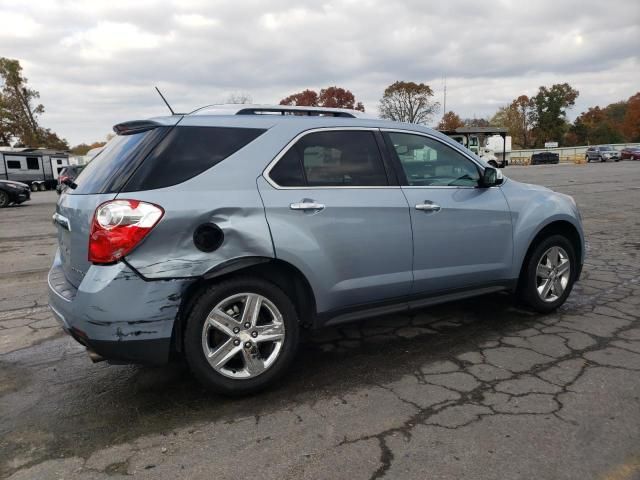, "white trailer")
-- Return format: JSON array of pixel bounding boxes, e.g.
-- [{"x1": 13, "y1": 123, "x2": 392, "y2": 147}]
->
[{"x1": 0, "y1": 149, "x2": 70, "y2": 191}]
